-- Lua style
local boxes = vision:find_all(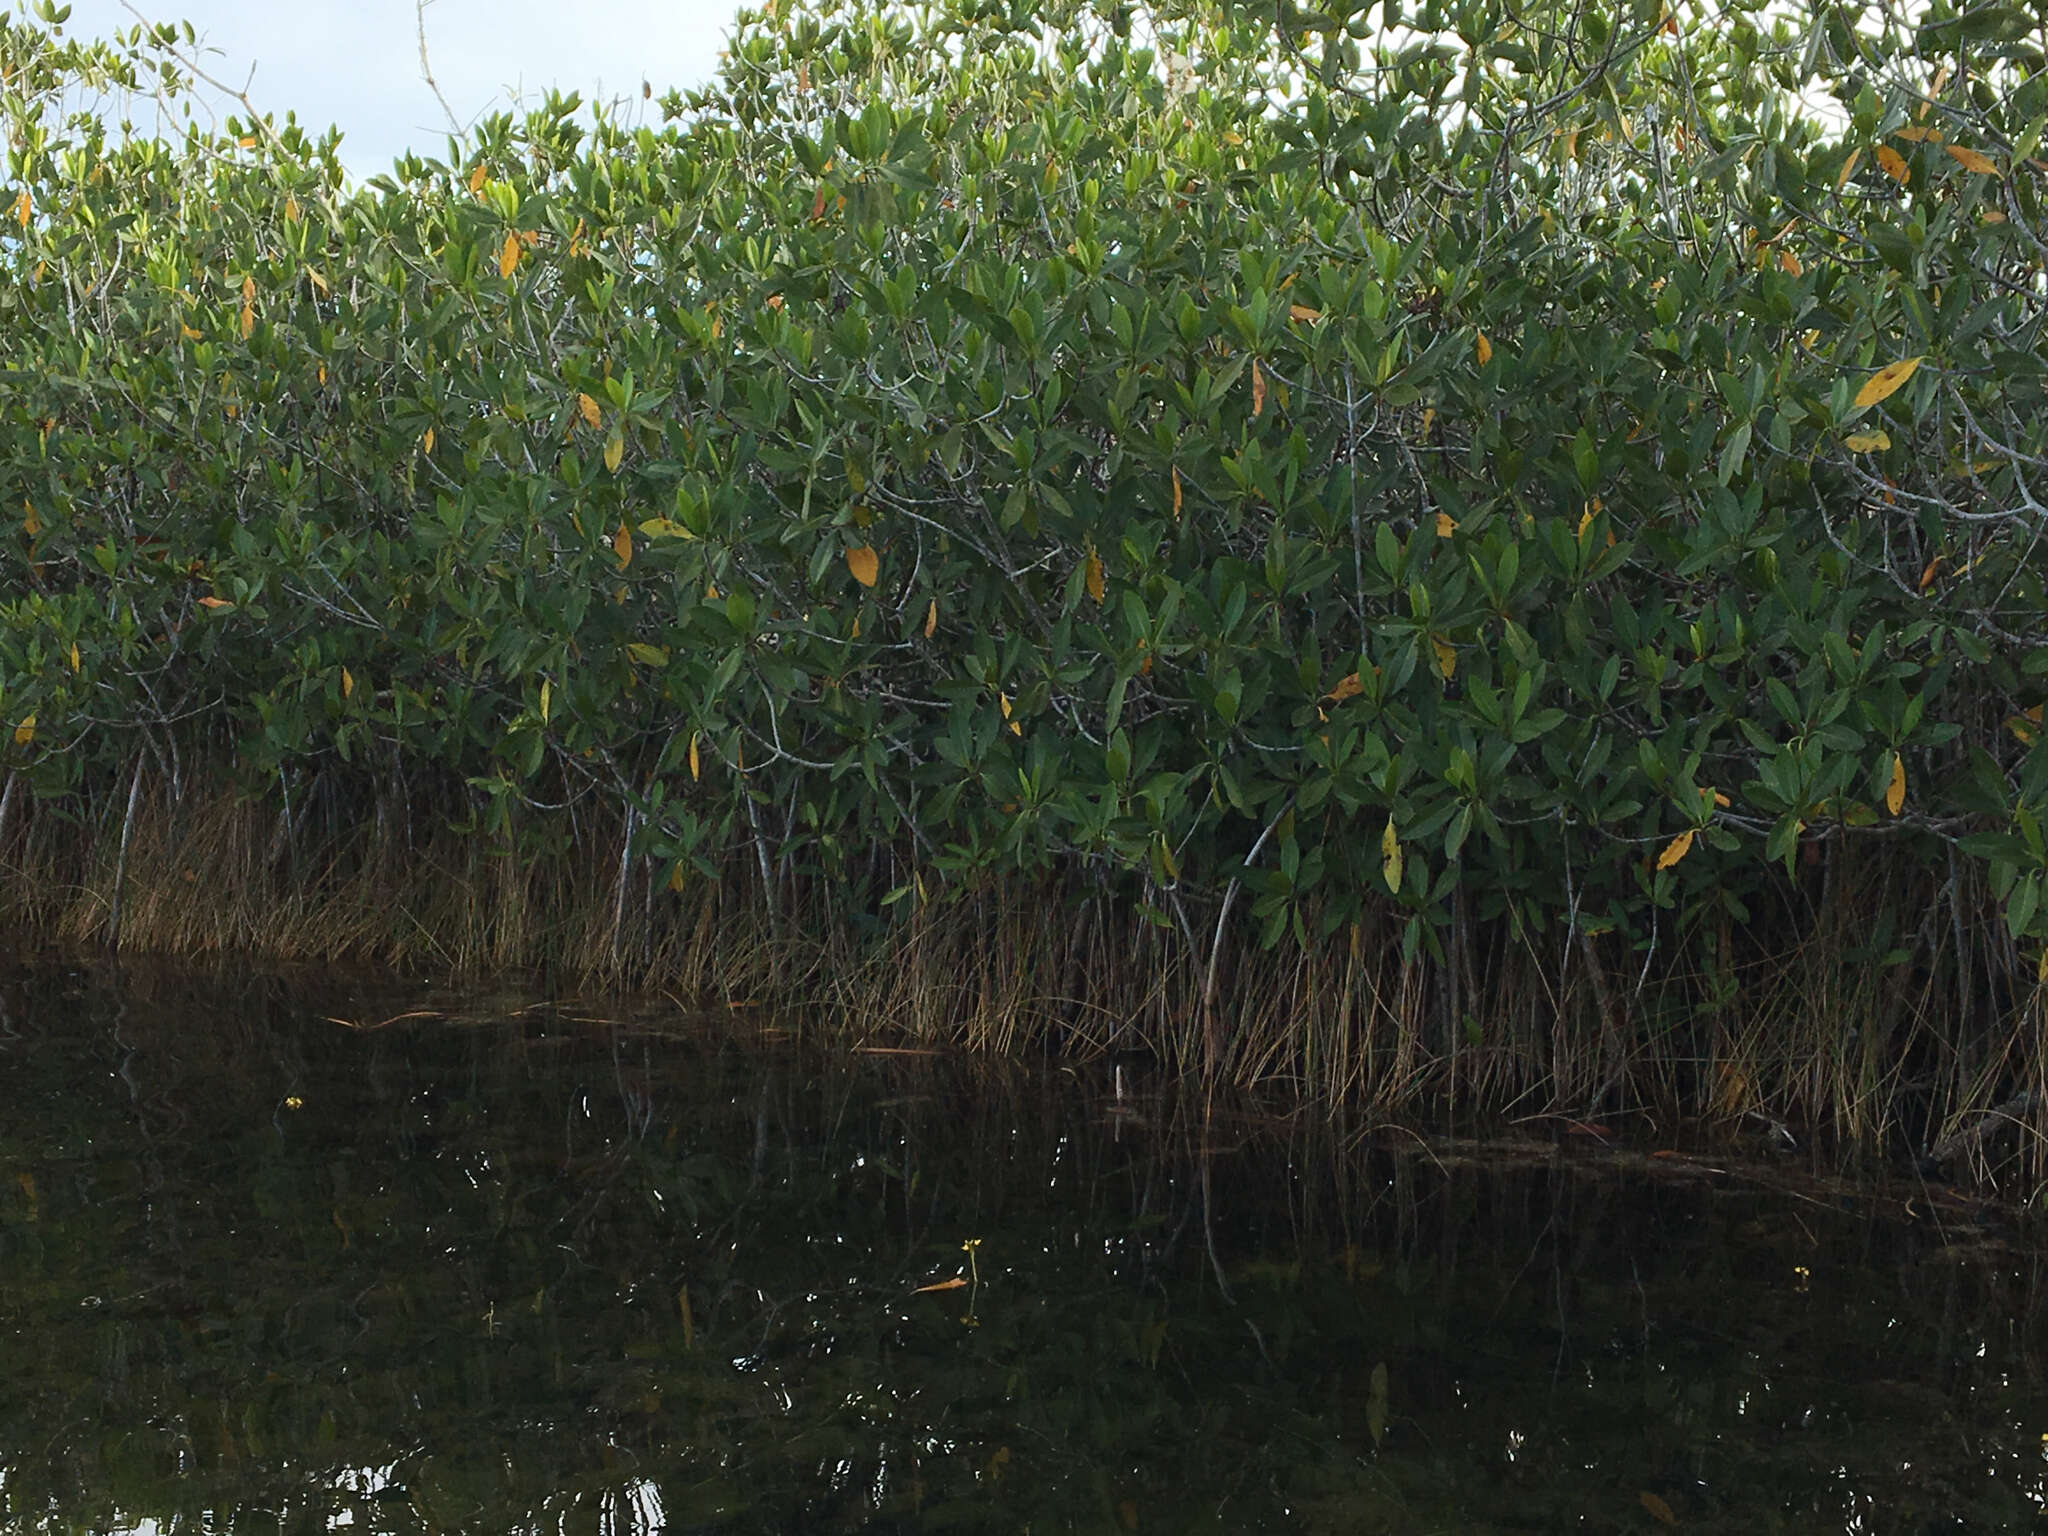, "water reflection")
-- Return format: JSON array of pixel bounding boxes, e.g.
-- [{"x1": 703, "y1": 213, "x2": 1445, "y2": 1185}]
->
[{"x1": 0, "y1": 962, "x2": 2044, "y2": 1532}]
